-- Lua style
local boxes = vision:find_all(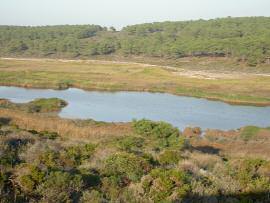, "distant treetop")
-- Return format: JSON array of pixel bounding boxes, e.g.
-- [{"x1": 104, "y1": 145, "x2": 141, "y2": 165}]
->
[{"x1": 0, "y1": 17, "x2": 270, "y2": 65}]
